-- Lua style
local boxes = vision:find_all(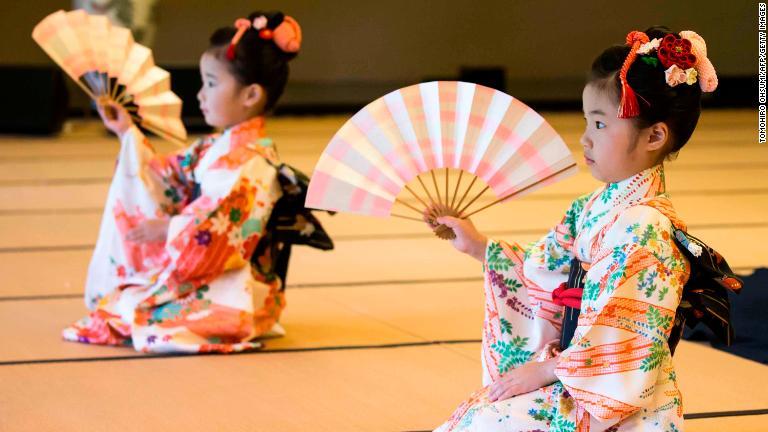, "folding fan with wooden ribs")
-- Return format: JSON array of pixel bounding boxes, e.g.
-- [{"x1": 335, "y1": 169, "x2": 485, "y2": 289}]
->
[
  {"x1": 32, "y1": 9, "x2": 187, "y2": 144},
  {"x1": 305, "y1": 81, "x2": 578, "y2": 239}
]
